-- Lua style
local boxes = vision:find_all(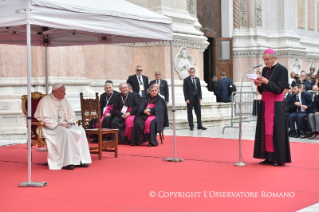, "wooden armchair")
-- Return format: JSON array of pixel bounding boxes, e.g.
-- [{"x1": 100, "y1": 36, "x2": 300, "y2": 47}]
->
[
  {"x1": 80, "y1": 92, "x2": 118, "y2": 160},
  {"x1": 21, "y1": 92, "x2": 47, "y2": 148}
]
